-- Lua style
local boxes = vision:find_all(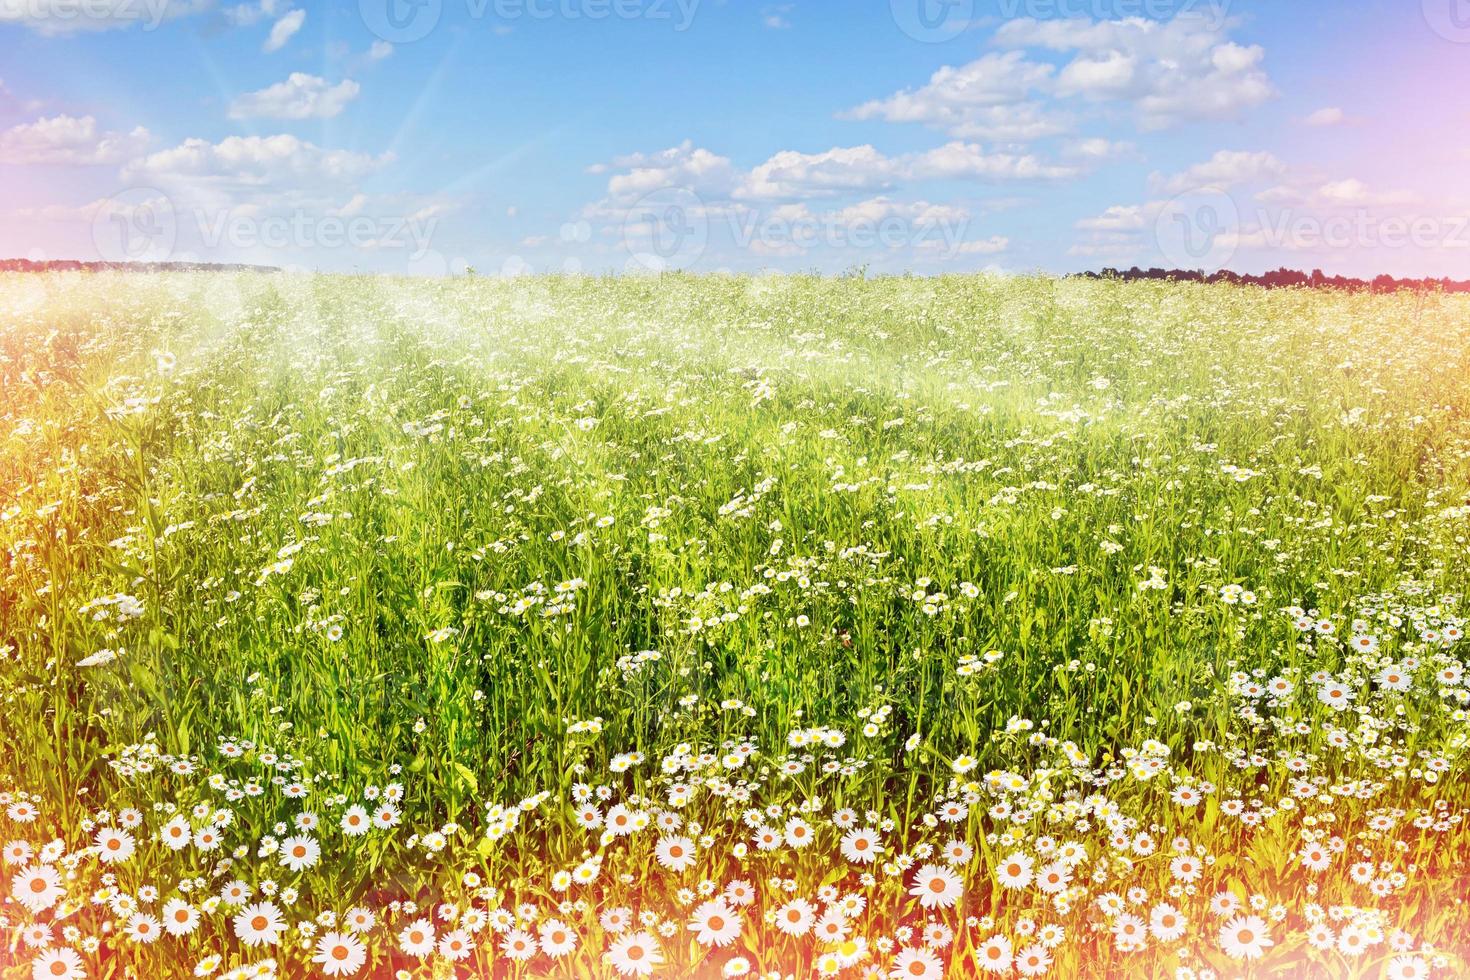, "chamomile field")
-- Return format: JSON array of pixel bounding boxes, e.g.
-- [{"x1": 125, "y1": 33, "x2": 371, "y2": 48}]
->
[{"x1": 2, "y1": 271, "x2": 1469, "y2": 980}]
